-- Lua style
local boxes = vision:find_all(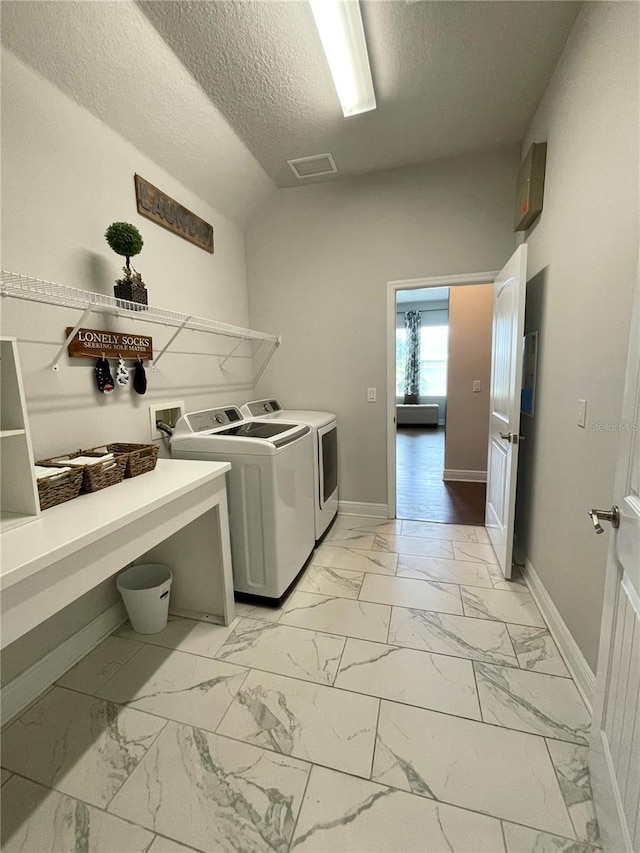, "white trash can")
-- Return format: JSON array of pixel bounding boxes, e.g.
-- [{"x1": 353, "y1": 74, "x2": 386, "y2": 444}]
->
[{"x1": 117, "y1": 564, "x2": 173, "y2": 634}]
